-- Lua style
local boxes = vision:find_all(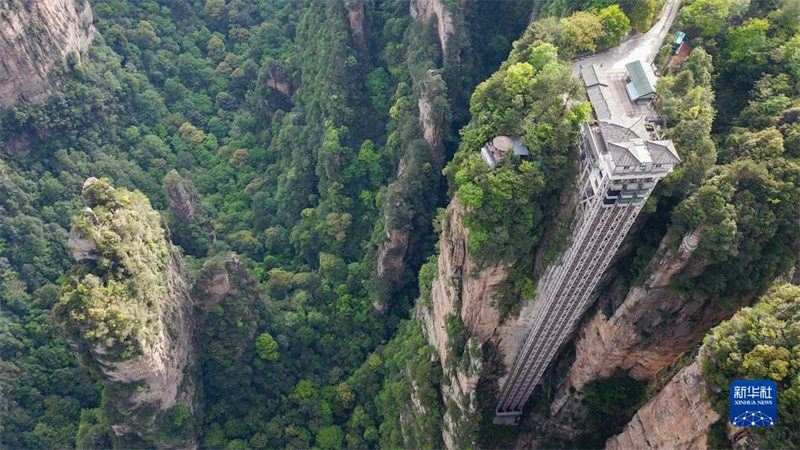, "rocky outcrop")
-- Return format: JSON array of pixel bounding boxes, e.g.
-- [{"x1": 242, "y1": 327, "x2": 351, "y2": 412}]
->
[
  {"x1": 410, "y1": 0, "x2": 463, "y2": 59},
  {"x1": 260, "y1": 59, "x2": 293, "y2": 98},
  {"x1": 418, "y1": 69, "x2": 447, "y2": 165},
  {"x1": 0, "y1": 0, "x2": 95, "y2": 108},
  {"x1": 58, "y1": 178, "x2": 196, "y2": 447},
  {"x1": 513, "y1": 226, "x2": 747, "y2": 445},
  {"x1": 192, "y1": 254, "x2": 255, "y2": 310},
  {"x1": 606, "y1": 360, "x2": 719, "y2": 450},
  {"x1": 164, "y1": 170, "x2": 199, "y2": 220},
  {"x1": 373, "y1": 69, "x2": 448, "y2": 312},
  {"x1": 99, "y1": 251, "x2": 195, "y2": 429},
  {"x1": 343, "y1": 0, "x2": 368, "y2": 49},
  {"x1": 415, "y1": 199, "x2": 505, "y2": 448},
  {"x1": 563, "y1": 229, "x2": 712, "y2": 391},
  {"x1": 374, "y1": 226, "x2": 410, "y2": 311},
  {"x1": 163, "y1": 170, "x2": 214, "y2": 255},
  {"x1": 419, "y1": 200, "x2": 507, "y2": 365},
  {"x1": 416, "y1": 193, "x2": 584, "y2": 447},
  {"x1": 68, "y1": 207, "x2": 99, "y2": 260},
  {"x1": 412, "y1": 153, "x2": 583, "y2": 447}
]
